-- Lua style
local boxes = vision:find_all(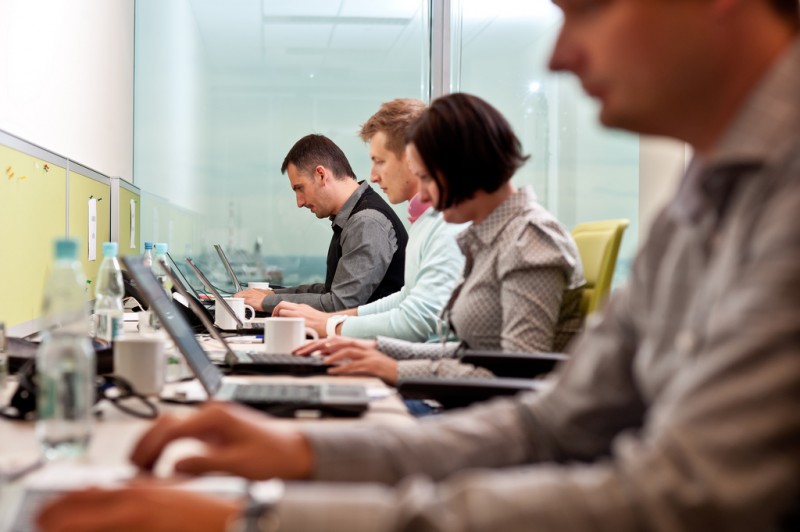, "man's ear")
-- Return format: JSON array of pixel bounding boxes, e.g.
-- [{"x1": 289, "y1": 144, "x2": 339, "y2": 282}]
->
[{"x1": 315, "y1": 165, "x2": 328, "y2": 185}]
